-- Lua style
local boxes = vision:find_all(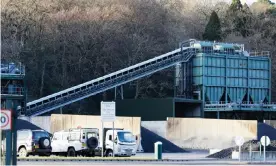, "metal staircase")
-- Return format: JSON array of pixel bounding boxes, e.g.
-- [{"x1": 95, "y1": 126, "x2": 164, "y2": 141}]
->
[{"x1": 26, "y1": 40, "x2": 197, "y2": 117}]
